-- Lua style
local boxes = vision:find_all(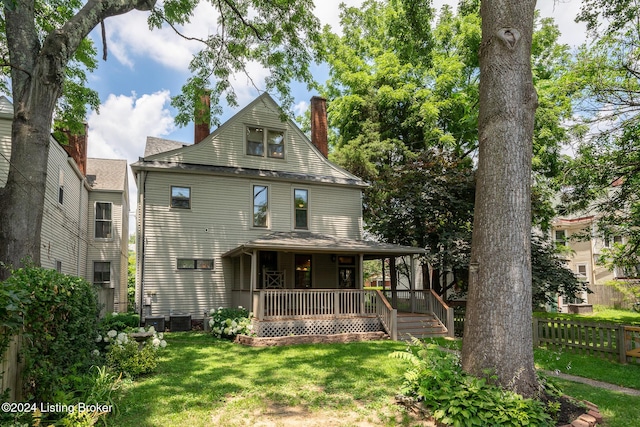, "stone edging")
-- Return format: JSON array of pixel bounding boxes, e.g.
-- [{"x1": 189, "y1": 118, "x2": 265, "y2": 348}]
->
[{"x1": 559, "y1": 400, "x2": 603, "y2": 427}]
